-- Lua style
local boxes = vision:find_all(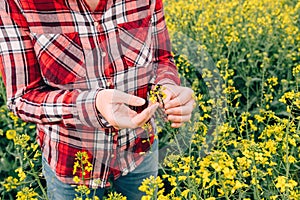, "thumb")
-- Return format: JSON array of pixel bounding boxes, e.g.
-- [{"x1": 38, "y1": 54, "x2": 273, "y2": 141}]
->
[
  {"x1": 112, "y1": 90, "x2": 145, "y2": 106},
  {"x1": 163, "y1": 86, "x2": 175, "y2": 104}
]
